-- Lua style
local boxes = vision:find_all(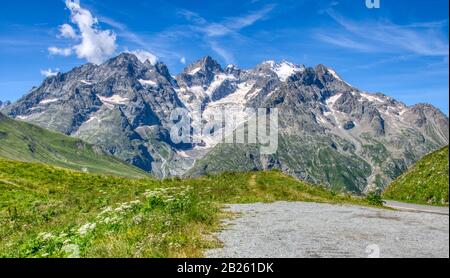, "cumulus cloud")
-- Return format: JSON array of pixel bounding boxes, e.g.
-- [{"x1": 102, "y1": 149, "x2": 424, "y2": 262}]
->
[
  {"x1": 40, "y1": 68, "x2": 60, "y2": 77},
  {"x1": 48, "y1": 0, "x2": 117, "y2": 64},
  {"x1": 126, "y1": 50, "x2": 158, "y2": 65},
  {"x1": 180, "y1": 57, "x2": 186, "y2": 64},
  {"x1": 48, "y1": 46, "x2": 73, "y2": 56},
  {"x1": 59, "y1": 24, "x2": 78, "y2": 39}
]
